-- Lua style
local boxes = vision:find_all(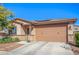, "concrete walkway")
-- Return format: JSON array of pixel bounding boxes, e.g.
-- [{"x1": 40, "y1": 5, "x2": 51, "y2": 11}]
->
[{"x1": 2, "y1": 41, "x2": 74, "y2": 55}]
